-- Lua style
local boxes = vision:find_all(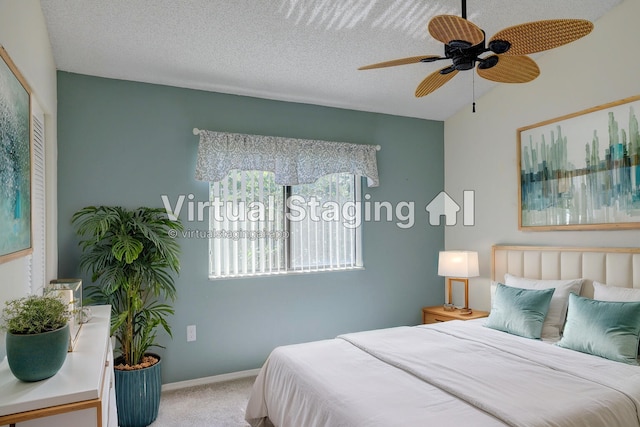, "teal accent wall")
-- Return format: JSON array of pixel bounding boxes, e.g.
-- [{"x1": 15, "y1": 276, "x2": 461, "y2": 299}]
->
[{"x1": 57, "y1": 72, "x2": 444, "y2": 384}]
